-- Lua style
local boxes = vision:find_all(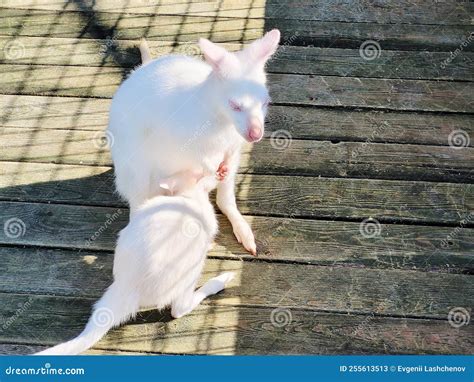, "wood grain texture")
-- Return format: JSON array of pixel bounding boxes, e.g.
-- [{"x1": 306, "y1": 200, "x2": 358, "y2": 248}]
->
[
  {"x1": 1, "y1": 245, "x2": 473, "y2": 318},
  {"x1": 0, "y1": 200, "x2": 472, "y2": 272},
  {"x1": 2, "y1": 95, "x2": 473, "y2": 146},
  {"x1": 264, "y1": 18, "x2": 474, "y2": 51},
  {"x1": 265, "y1": 106, "x2": 474, "y2": 145},
  {"x1": 0, "y1": 162, "x2": 472, "y2": 223},
  {"x1": 0, "y1": 343, "x2": 48, "y2": 355},
  {"x1": 0, "y1": 64, "x2": 472, "y2": 112},
  {"x1": 1, "y1": 293, "x2": 472, "y2": 354},
  {"x1": 269, "y1": 45, "x2": 474, "y2": 81},
  {"x1": 1, "y1": 128, "x2": 472, "y2": 182},
  {"x1": 235, "y1": 175, "x2": 473, "y2": 223},
  {"x1": 1, "y1": 0, "x2": 267, "y2": 18},
  {"x1": 262, "y1": 0, "x2": 474, "y2": 25},
  {"x1": 0, "y1": 343, "x2": 137, "y2": 355},
  {"x1": 0, "y1": 94, "x2": 110, "y2": 131},
  {"x1": 0, "y1": 8, "x2": 264, "y2": 43},
  {"x1": 269, "y1": 73, "x2": 474, "y2": 113},
  {"x1": 0, "y1": 8, "x2": 471, "y2": 51},
  {"x1": 1, "y1": 0, "x2": 473, "y2": 357},
  {"x1": 2, "y1": 36, "x2": 473, "y2": 81},
  {"x1": 2, "y1": 0, "x2": 472, "y2": 25}
]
